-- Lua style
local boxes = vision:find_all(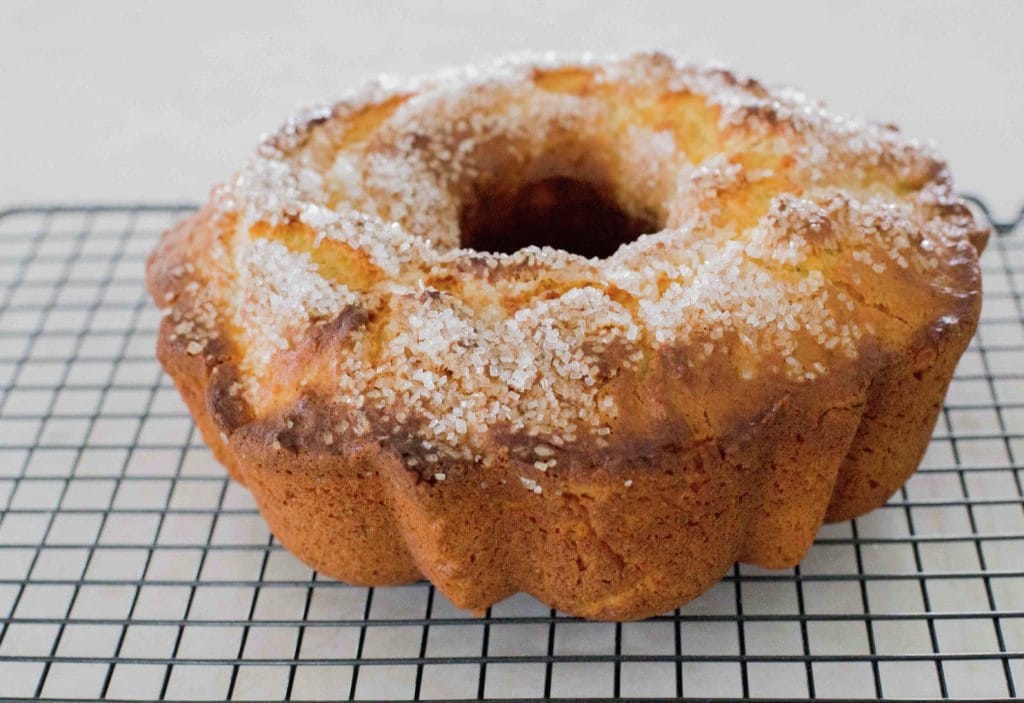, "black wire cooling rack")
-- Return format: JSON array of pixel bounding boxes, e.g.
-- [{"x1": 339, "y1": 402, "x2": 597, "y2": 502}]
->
[{"x1": 0, "y1": 202, "x2": 1022, "y2": 702}]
